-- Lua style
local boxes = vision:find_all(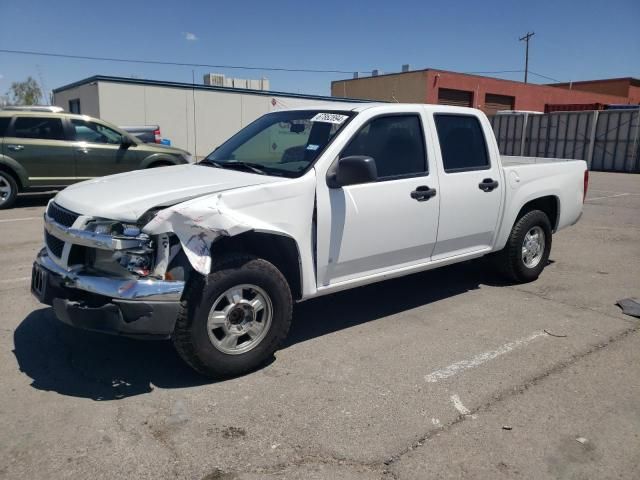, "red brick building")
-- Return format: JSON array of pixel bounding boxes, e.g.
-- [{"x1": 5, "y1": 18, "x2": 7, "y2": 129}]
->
[
  {"x1": 331, "y1": 69, "x2": 638, "y2": 115},
  {"x1": 549, "y1": 77, "x2": 640, "y2": 105}
]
